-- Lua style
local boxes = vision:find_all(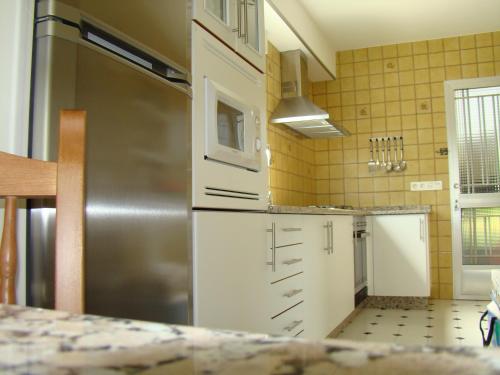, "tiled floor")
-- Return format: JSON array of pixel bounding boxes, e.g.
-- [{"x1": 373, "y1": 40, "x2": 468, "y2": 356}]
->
[{"x1": 336, "y1": 299, "x2": 489, "y2": 346}]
